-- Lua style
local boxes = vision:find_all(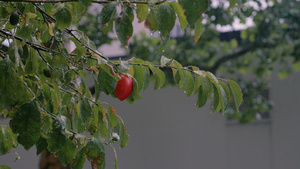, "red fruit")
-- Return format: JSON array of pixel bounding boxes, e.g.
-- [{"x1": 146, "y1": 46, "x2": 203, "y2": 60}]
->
[{"x1": 114, "y1": 74, "x2": 133, "y2": 101}]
